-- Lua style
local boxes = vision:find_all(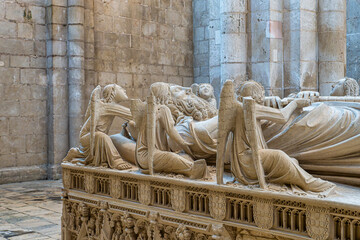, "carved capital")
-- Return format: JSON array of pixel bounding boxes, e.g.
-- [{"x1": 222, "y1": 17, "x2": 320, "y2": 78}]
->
[
  {"x1": 110, "y1": 175, "x2": 121, "y2": 199},
  {"x1": 63, "y1": 169, "x2": 71, "y2": 189},
  {"x1": 209, "y1": 192, "x2": 226, "y2": 220},
  {"x1": 253, "y1": 198, "x2": 273, "y2": 229},
  {"x1": 306, "y1": 205, "x2": 330, "y2": 240},
  {"x1": 171, "y1": 186, "x2": 186, "y2": 212},
  {"x1": 85, "y1": 172, "x2": 95, "y2": 194},
  {"x1": 138, "y1": 181, "x2": 151, "y2": 205}
]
